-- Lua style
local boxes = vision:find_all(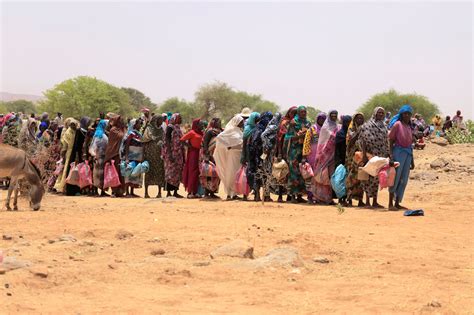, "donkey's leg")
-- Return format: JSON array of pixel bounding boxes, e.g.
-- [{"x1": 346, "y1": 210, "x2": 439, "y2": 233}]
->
[
  {"x1": 5, "y1": 179, "x2": 16, "y2": 211},
  {"x1": 13, "y1": 182, "x2": 20, "y2": 211}
]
